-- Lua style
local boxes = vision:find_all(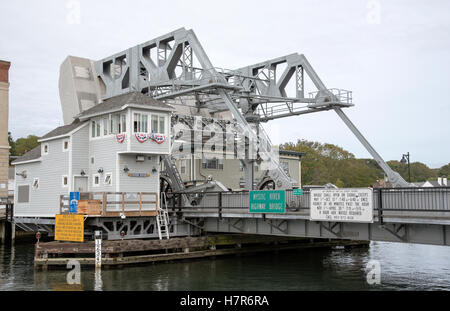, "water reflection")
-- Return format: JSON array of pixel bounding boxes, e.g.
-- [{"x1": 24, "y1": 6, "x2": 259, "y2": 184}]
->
[
  {"x1": 94, "y1": 269, "x2": 102, "y2": 291},
  {"x1": 1, "y1": 241, "x2": 450, "y2": 290}
]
